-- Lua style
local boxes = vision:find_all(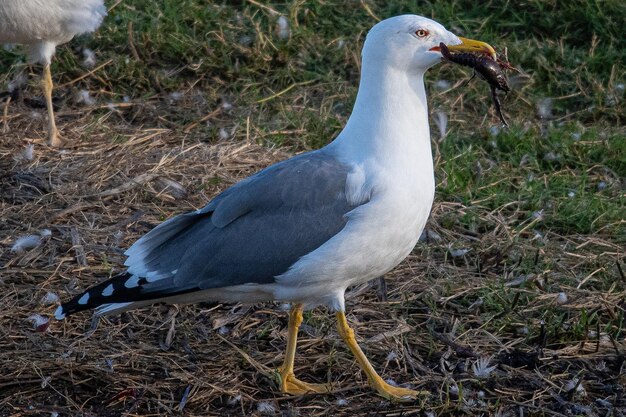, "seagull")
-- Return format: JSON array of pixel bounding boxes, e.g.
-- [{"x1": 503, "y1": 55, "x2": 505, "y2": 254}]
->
[
  {"x1": 0, "y1": 0, "x2": 106, "y2": 147},
  {"x1": 55, "y1": 15, "x2": 496, "y2": 401}
]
